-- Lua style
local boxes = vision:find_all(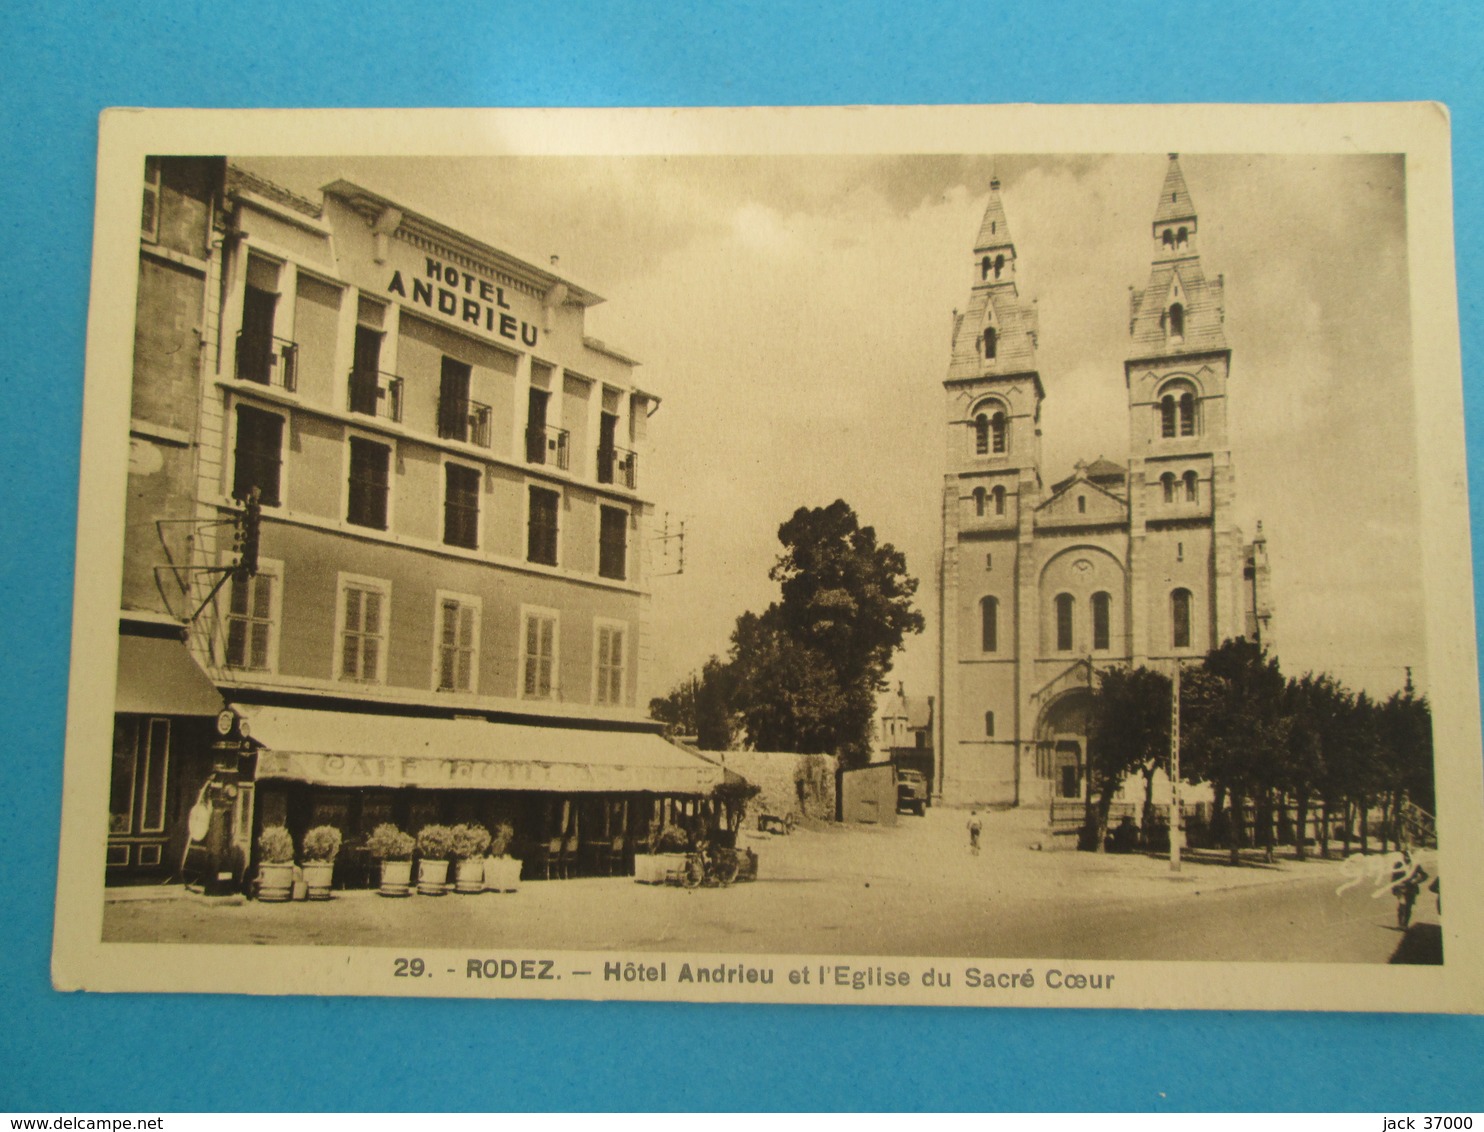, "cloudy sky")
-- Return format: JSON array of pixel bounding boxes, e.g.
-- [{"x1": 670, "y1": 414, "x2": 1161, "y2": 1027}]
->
[{"x1": 240, "y1": 152, "x2": 1423, "y2": 701}]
